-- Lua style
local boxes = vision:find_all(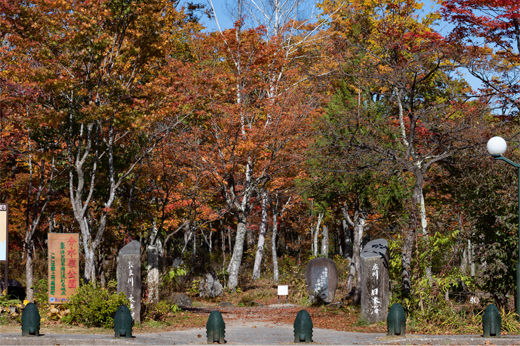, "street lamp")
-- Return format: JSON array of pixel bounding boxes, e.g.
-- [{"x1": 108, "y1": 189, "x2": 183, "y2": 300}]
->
[{"x1": 487, "y1": 136, "x2": 520, "y2": 318}]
